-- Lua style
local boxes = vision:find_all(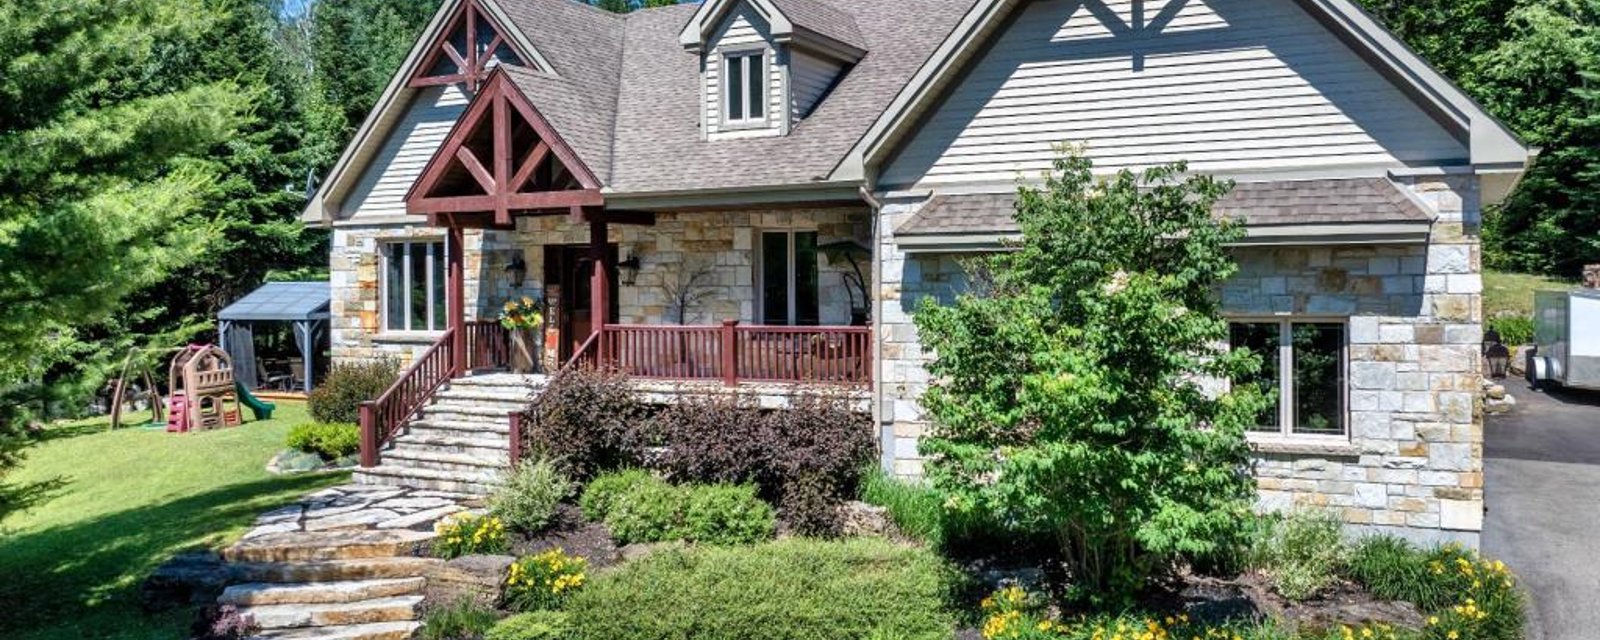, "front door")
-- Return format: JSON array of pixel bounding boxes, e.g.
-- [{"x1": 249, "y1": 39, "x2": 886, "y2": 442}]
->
[{"x1": 545, "y1": 244, "x2": 618, "y2": 361}]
